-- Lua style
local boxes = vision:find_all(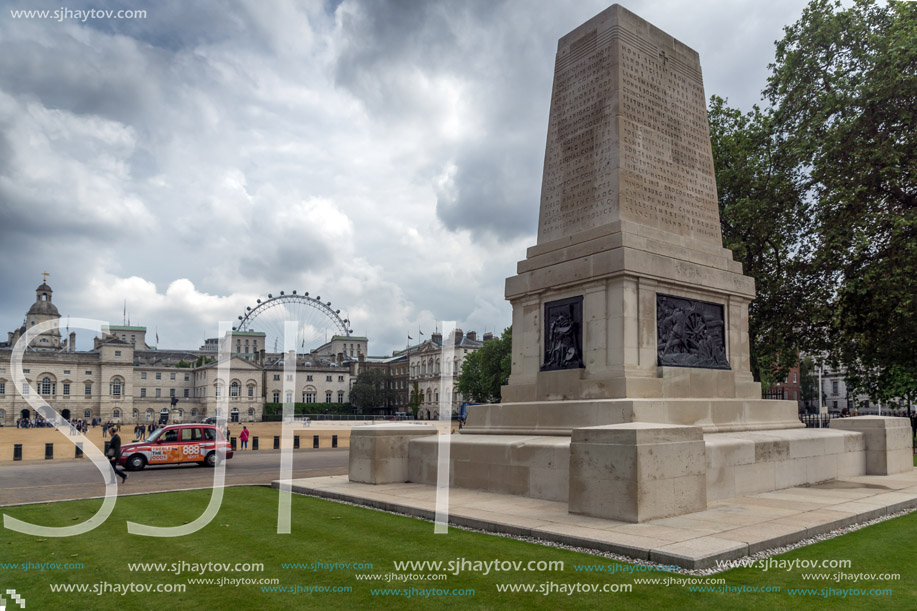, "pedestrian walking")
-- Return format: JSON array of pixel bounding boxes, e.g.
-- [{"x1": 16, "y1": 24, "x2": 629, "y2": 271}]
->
[
  {"x1": 240, "y1": 426, "x2": 250, "y2": 450},
  {"x1": 107, "y1": 426, "x2": 128, "y2": 485}
]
